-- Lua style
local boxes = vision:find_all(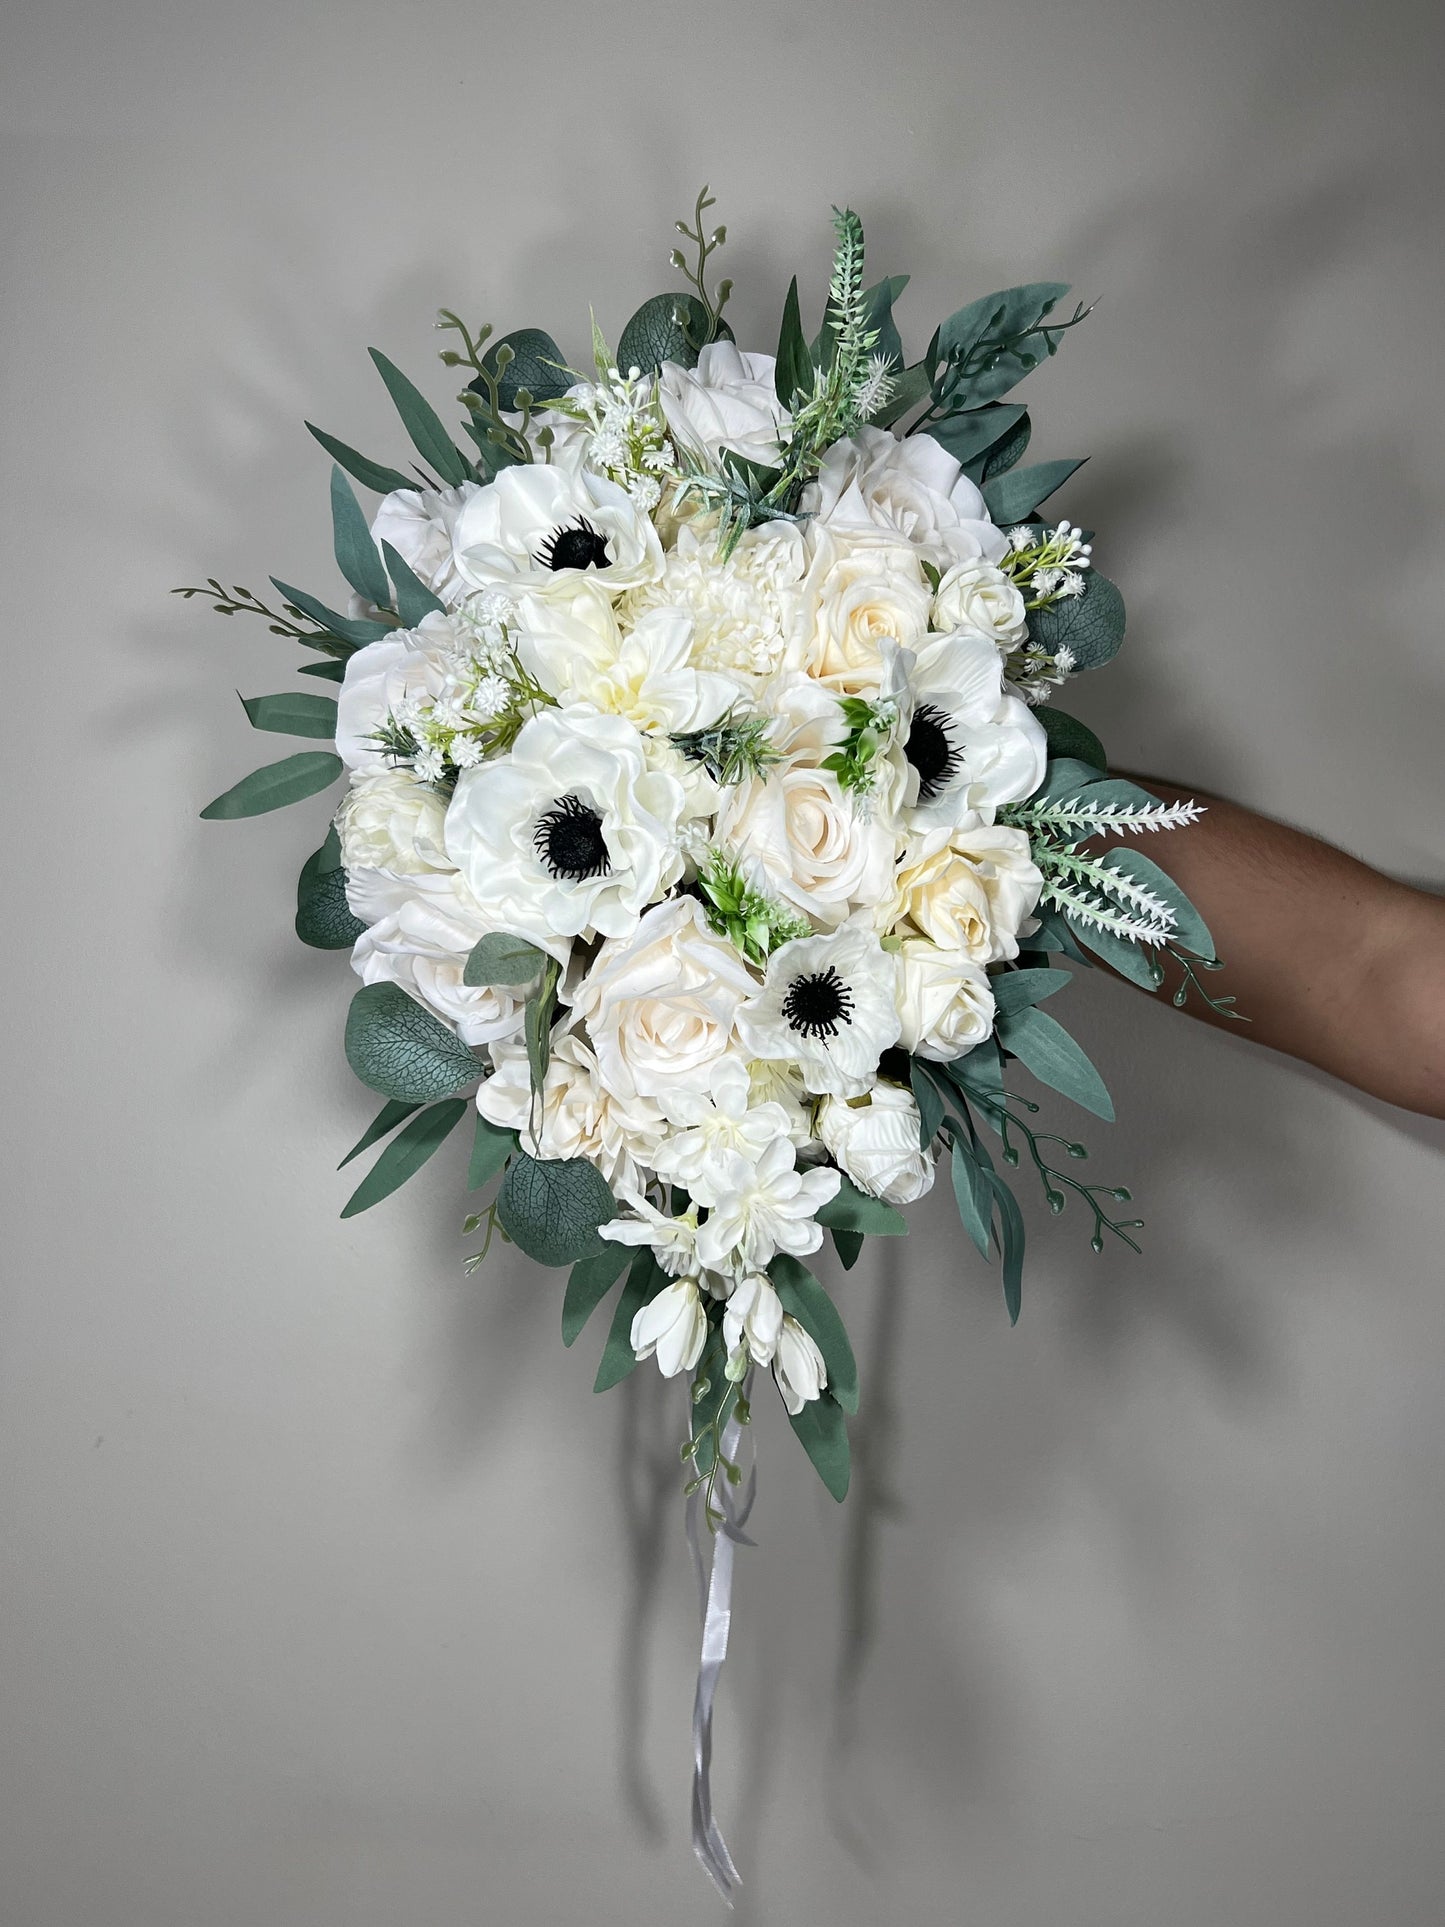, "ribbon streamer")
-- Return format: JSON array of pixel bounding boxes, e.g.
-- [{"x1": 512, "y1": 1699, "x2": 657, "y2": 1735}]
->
[{"x1": 684, "y1": 1398, "x2": 757, "y2": 1905}]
